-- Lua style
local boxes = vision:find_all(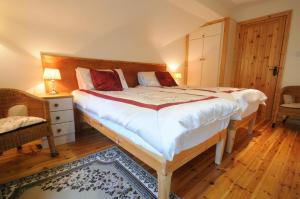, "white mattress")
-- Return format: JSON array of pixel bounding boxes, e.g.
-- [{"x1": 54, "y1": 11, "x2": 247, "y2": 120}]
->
[{"x1": 76, "y1": 105, "x2": 230, "y2": 158}]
